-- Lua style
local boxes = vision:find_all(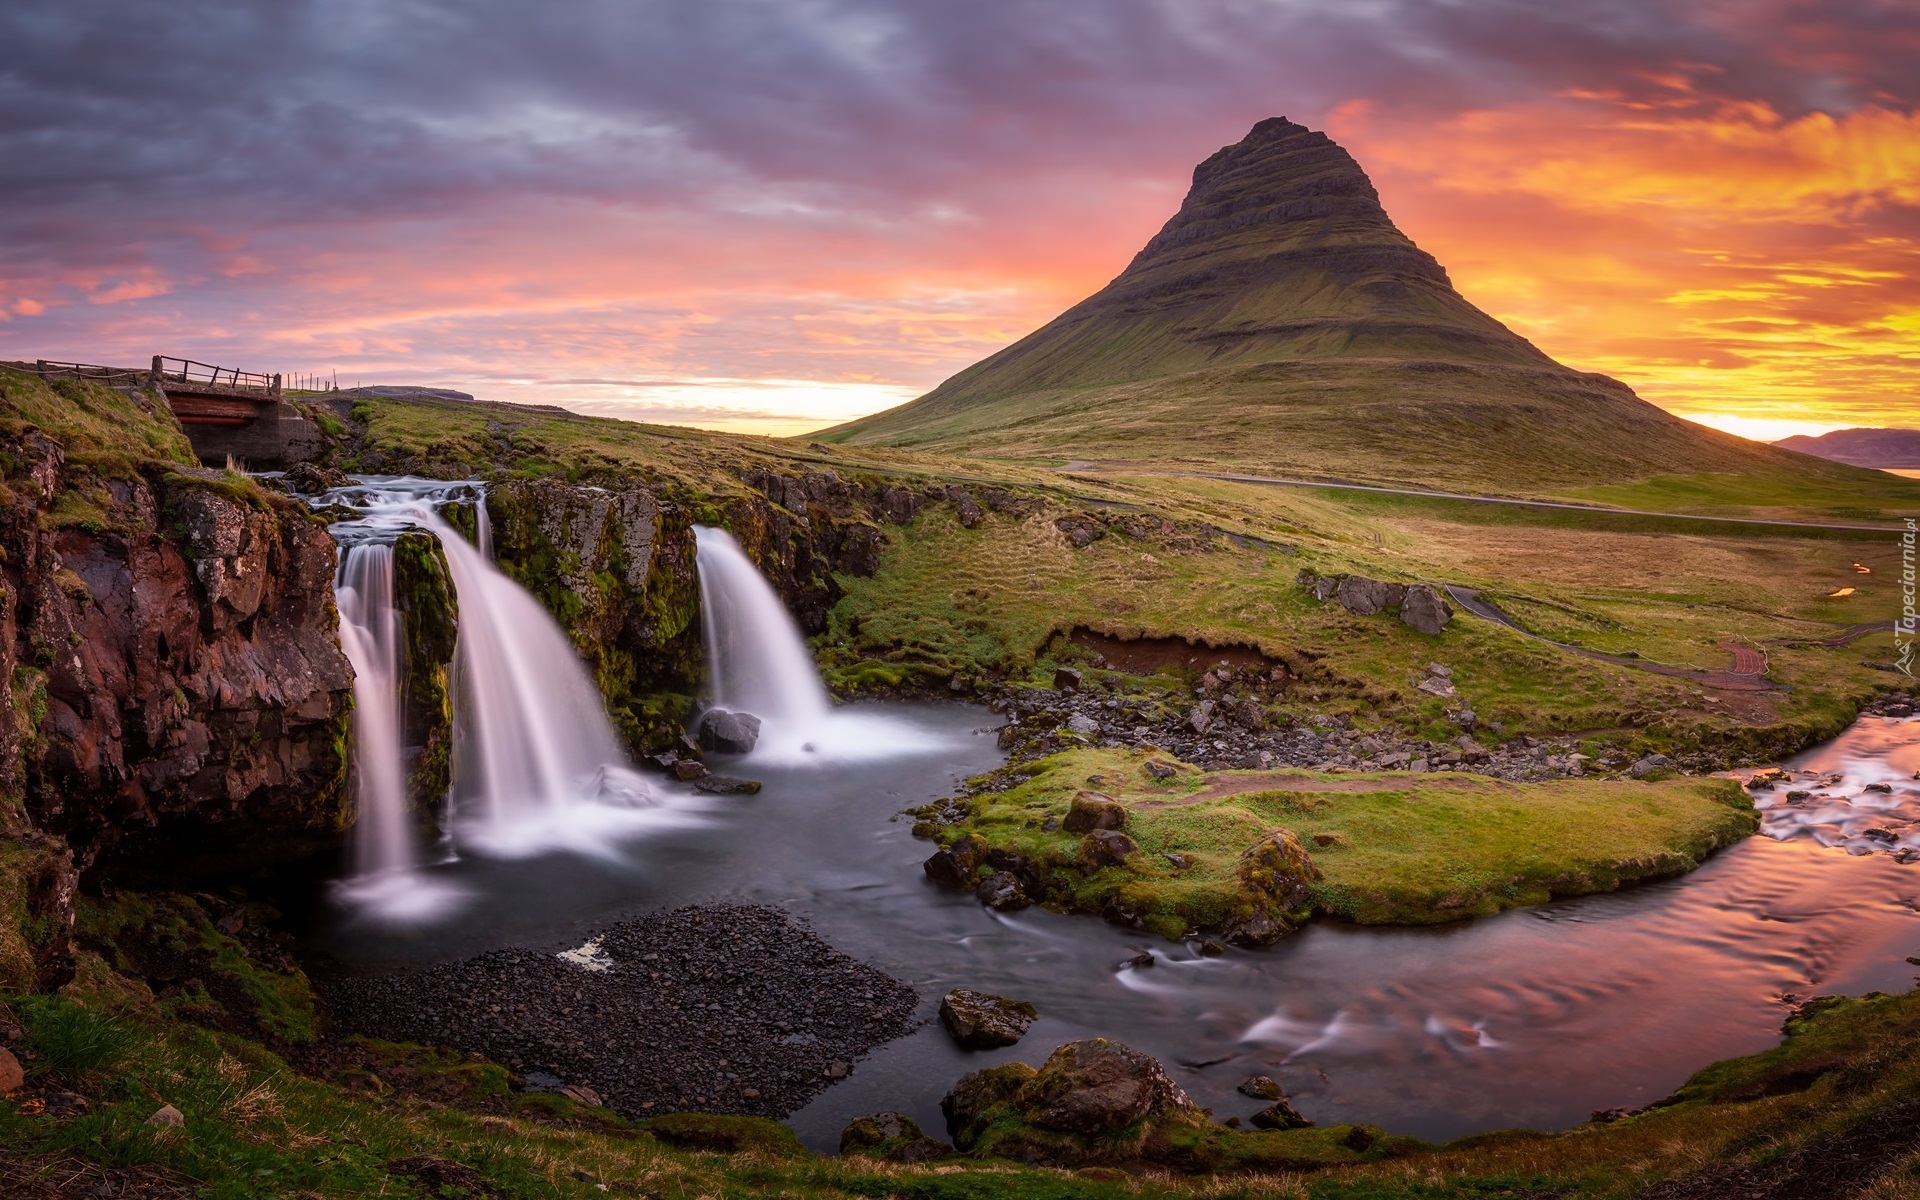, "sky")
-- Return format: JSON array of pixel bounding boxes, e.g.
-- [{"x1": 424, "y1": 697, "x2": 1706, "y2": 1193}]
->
[{"x1": 1, "y1": 0, "x2": 1916, "y2": 440}]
